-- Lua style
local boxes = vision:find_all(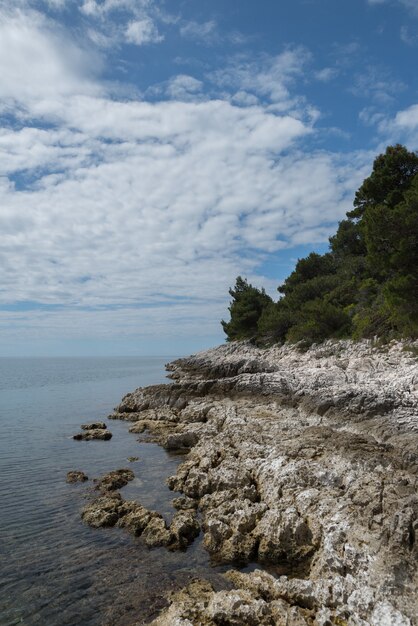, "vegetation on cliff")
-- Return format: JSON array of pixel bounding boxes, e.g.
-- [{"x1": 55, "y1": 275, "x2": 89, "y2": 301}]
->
[{"x1": 222, "y1": 144, "x2": 418, "y2": 344}]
